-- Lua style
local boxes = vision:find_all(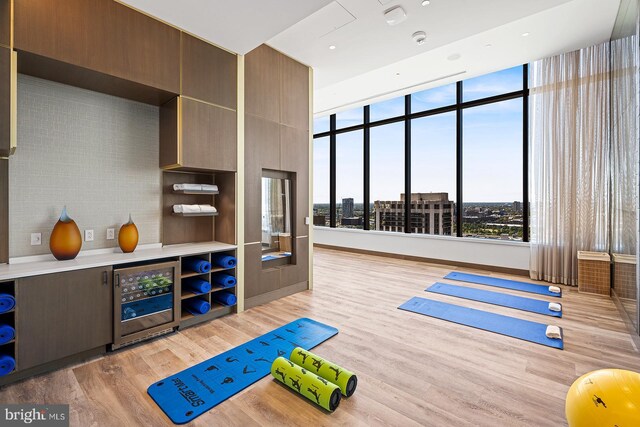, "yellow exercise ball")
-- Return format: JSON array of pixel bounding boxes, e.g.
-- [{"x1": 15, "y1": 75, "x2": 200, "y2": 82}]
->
[{"x1": 566, "y1": 369, "x2": 640, "y2": 427}]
